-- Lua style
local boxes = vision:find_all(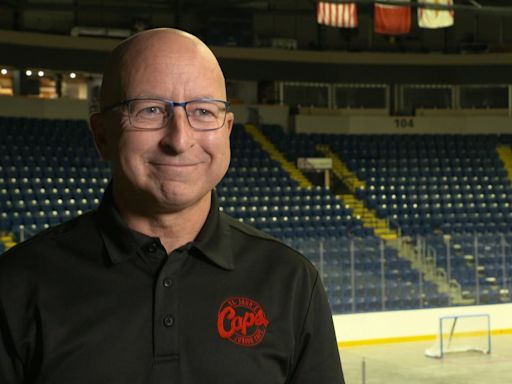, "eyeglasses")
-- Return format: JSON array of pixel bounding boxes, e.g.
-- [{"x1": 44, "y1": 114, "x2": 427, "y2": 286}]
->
[{"x1": 102, "y1": 97, "x2": 231, "y2": 131}]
